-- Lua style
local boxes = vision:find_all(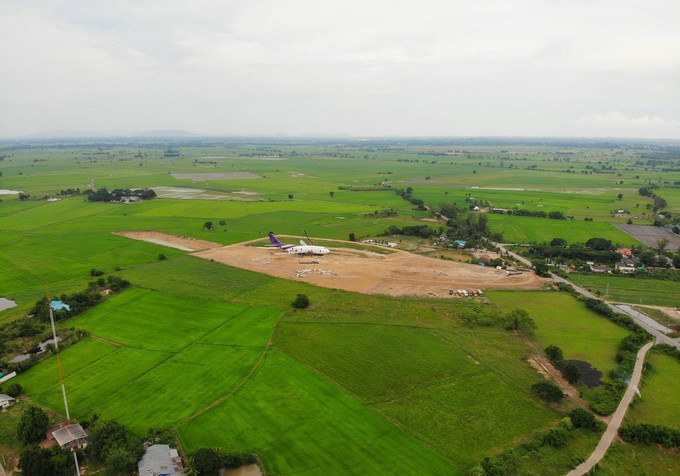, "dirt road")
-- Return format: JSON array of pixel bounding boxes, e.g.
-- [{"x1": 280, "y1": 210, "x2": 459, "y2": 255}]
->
[{"x1": 567, "y1": 341, "x2": 655, "y2": 476}]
